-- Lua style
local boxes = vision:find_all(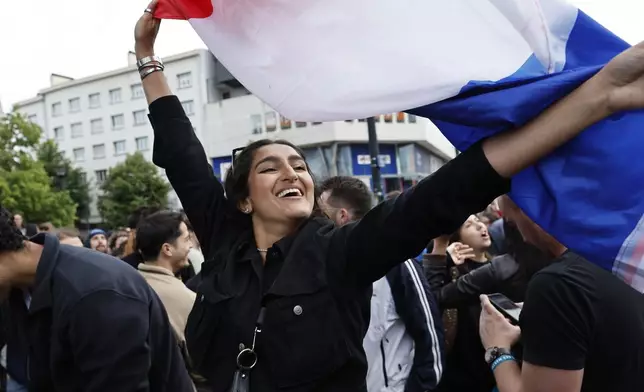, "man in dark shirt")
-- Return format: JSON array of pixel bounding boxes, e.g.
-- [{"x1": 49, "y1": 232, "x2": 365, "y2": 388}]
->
[
  {"x1": 0, "y1": 205, "x2": 194, "y2": 391},
  {"x1": 479, "y1": 196, "x2": 644, "y2": 392}
]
